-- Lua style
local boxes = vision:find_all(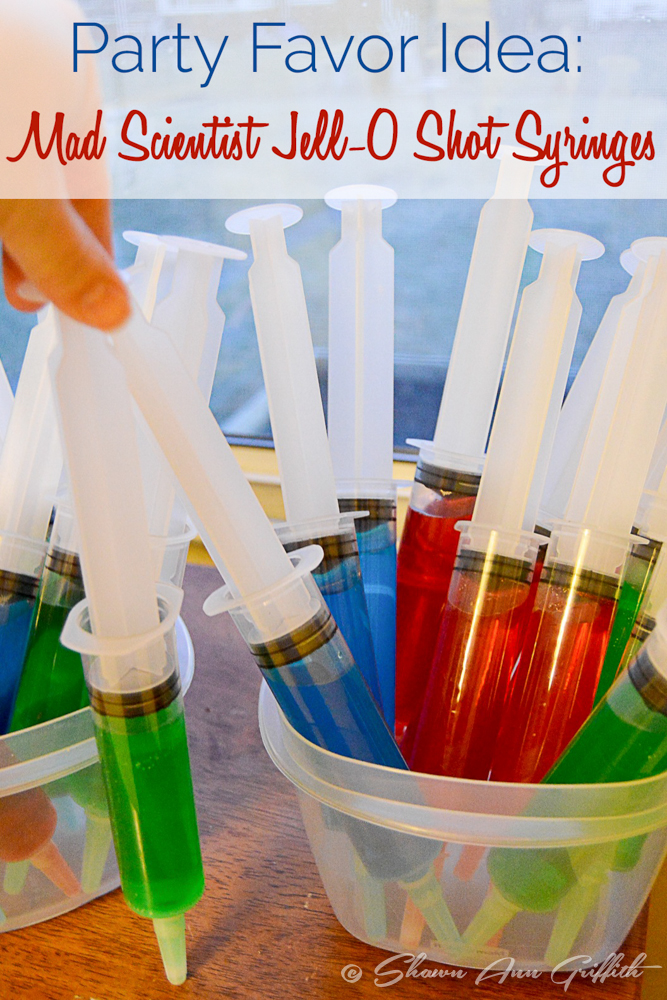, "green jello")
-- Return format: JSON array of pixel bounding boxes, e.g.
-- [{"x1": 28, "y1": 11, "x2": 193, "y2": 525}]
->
[
  {"x1": 10, "y1": 559, "x2": 88, "y2": 731},
  {"x1": 93, "y1": 692, "x2": 204, "y2": 919}
]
